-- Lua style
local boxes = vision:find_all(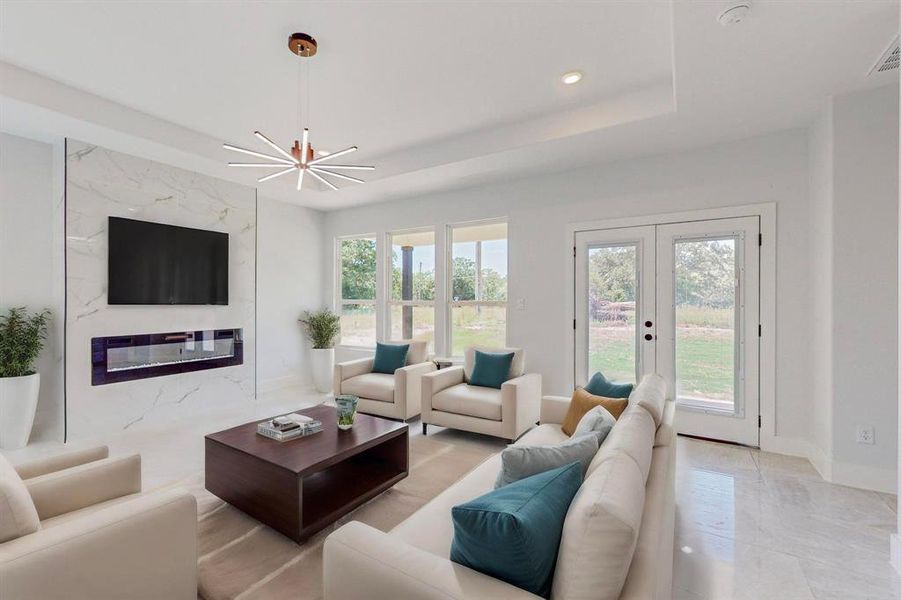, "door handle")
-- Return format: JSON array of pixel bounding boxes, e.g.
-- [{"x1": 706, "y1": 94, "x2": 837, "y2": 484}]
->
[
  {"x1": 644, "y1": 333, "x2": 654, "y2": 341},
  {"x1": 644, "y1": 321, "x2": 653, "y2": 328}
]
